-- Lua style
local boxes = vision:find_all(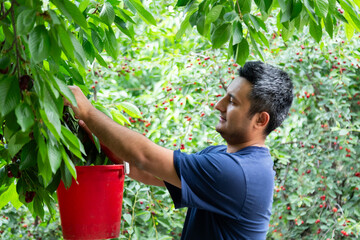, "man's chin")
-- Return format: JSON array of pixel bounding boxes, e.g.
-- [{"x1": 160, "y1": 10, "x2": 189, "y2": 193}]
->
[{"x1": 215, "y1": 125, "x2": 223, "y2": 134}]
